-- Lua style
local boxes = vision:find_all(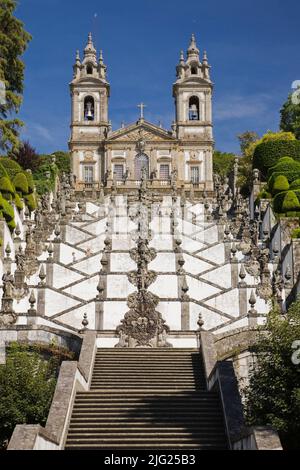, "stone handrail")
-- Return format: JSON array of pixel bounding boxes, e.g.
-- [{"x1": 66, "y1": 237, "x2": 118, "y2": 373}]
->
[
  {"x1": 200, "y1": 331, "x2": 283, "y2": 450},
  {"x1": 8, "y1": 331, "x2": 97, "y2": 450}
]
